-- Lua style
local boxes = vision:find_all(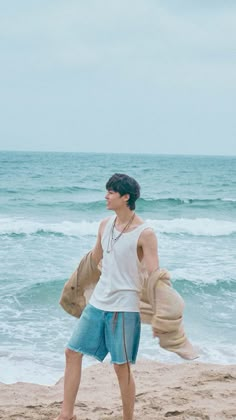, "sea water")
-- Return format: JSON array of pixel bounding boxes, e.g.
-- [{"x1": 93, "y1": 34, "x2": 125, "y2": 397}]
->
[{"x1": 0, "y1": 151, "x2": 235, "y2": 384}]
